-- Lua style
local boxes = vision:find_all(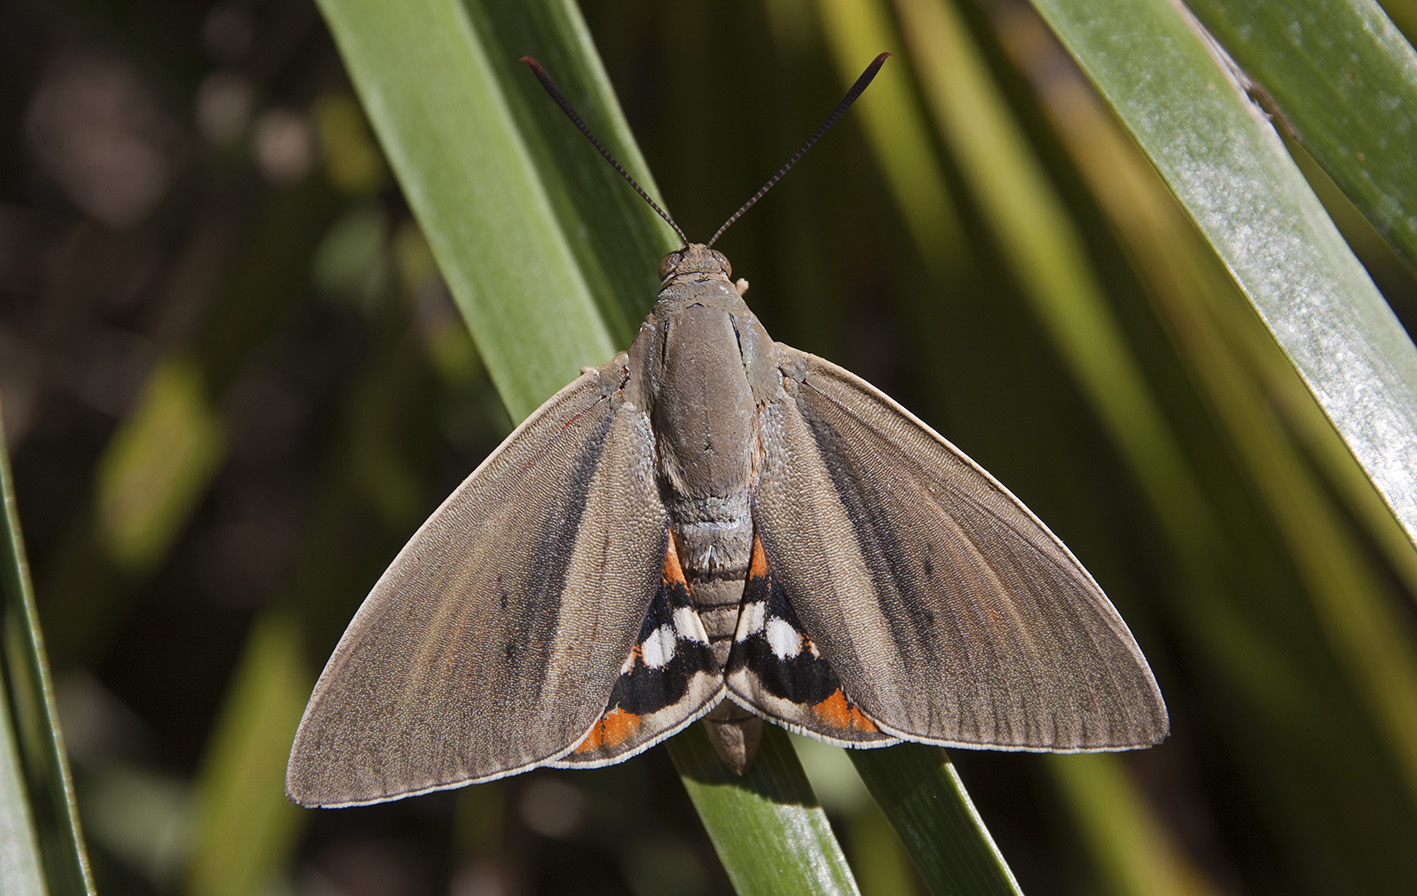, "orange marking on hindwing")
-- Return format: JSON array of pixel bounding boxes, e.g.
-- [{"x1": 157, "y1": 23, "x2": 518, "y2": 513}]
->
[
  {"x1": 572, "y1": 534, "x2": 680, "y2": 761},
  {"x1": 599, "y1": 706, "x2": 641, "y2": 747},
  {"x1": 571, "y1": 707, "x2": 643, "y2": 755},
  {"x1": 813, "y1": 689, "x2": 880, "y2": 733},
  {"x1": 747, "y1": 531, "x2": 770, "y2": 581},
  {"x1": 663, "y1": 532, "x2": 690, "y2": 588}
]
